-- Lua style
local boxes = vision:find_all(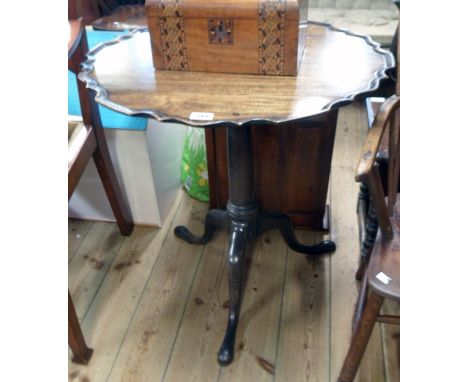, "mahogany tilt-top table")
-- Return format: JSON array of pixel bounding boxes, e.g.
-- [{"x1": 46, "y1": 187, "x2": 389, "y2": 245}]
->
[{"x1": 79, "y1": 22, "x2": 393, "y2": 365}]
